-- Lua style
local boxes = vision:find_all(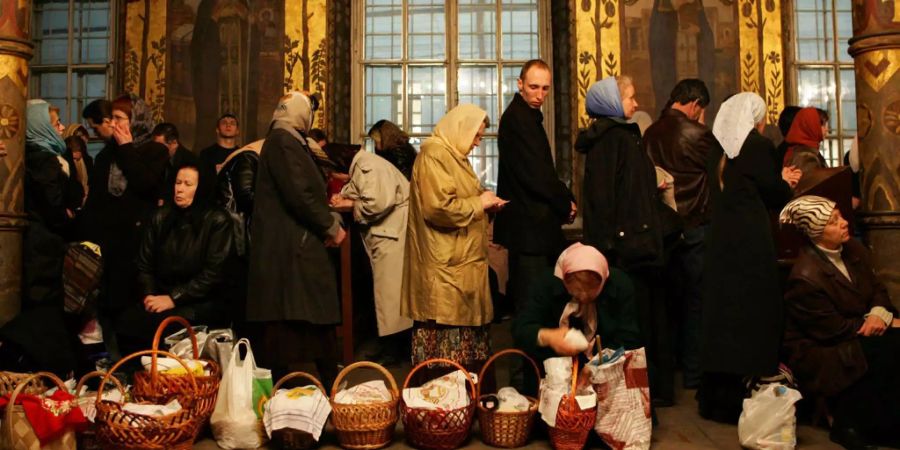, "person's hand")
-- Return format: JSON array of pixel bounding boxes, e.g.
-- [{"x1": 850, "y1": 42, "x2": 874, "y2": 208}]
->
[
  {"x1": 0, "y1": 141, "x2": 7, "y2": 157},
  {"x1": 325, "y1": 227, "x2": 347, "y2": 247},
  {"x1": 144, "y1": 295, "x2": 175, "y2": 313},
  {"x1": 331, "y1": 172, "x2": 351, "y2": 183},
  {"x1": 486, "y1": 198, "x2": 510, "y2": 213},
  {"x1": 65, "y1": 209, "x2": 75, "y2": 219},
  {"x1": 568, "y1": 201, "x2": 577, "y2": 224},
  {"x1": 782, "y1": 166, "x2": 802, "y2": 189},
  {"x1": 858, "y1": 315, "x2": 888, "y2": 336},
  {"x1": 480, "y1": 191, "x2": 500, "y2": 211},
  {"x1": 539, "y1": 327, "x2": 580, "y2": 356},
  {"x1": 329, "y1": 194, "x2": 354, "y2": 212},
  {"x1": 113, "y1": 120, "x2": 133, "y2": 145}
]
